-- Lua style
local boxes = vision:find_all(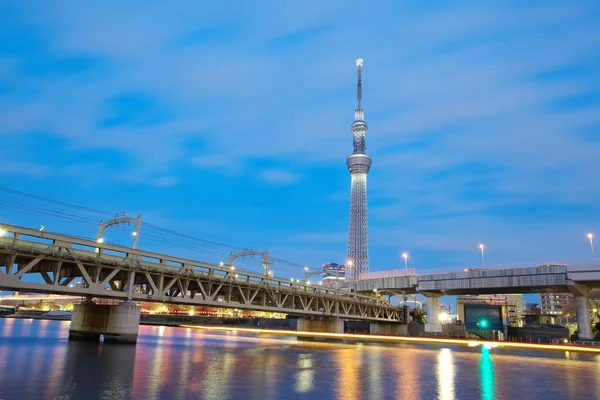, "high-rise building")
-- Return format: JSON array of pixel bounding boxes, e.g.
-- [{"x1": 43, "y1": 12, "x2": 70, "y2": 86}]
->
[
  {"x1": 346, "y1": 58, "x2": 371, "y2": 282},
  {"x1": 540, "y1": 293, "x2": 571, "y2": 315},
  {"x1": 322, "y1": 263, "x2": 345, "y2": 287}
]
